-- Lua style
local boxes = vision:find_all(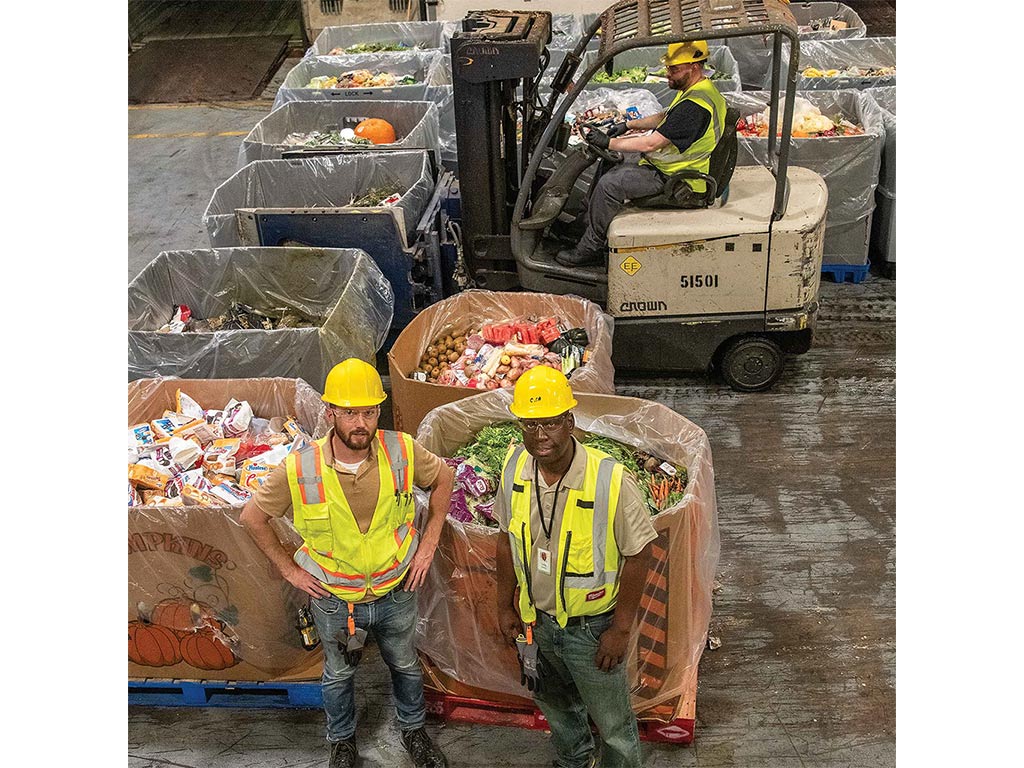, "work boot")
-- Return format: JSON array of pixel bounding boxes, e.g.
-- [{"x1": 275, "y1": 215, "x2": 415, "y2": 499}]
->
[
  {"x1": 555, "y1": 248, "x2": 603, "y2": 267},
  {"x1": 401, "y1": 727, "x2": 448, "y2": 768},
  {"x1": 329, "y1": 738, "x2": 358, "y2": 768}
]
